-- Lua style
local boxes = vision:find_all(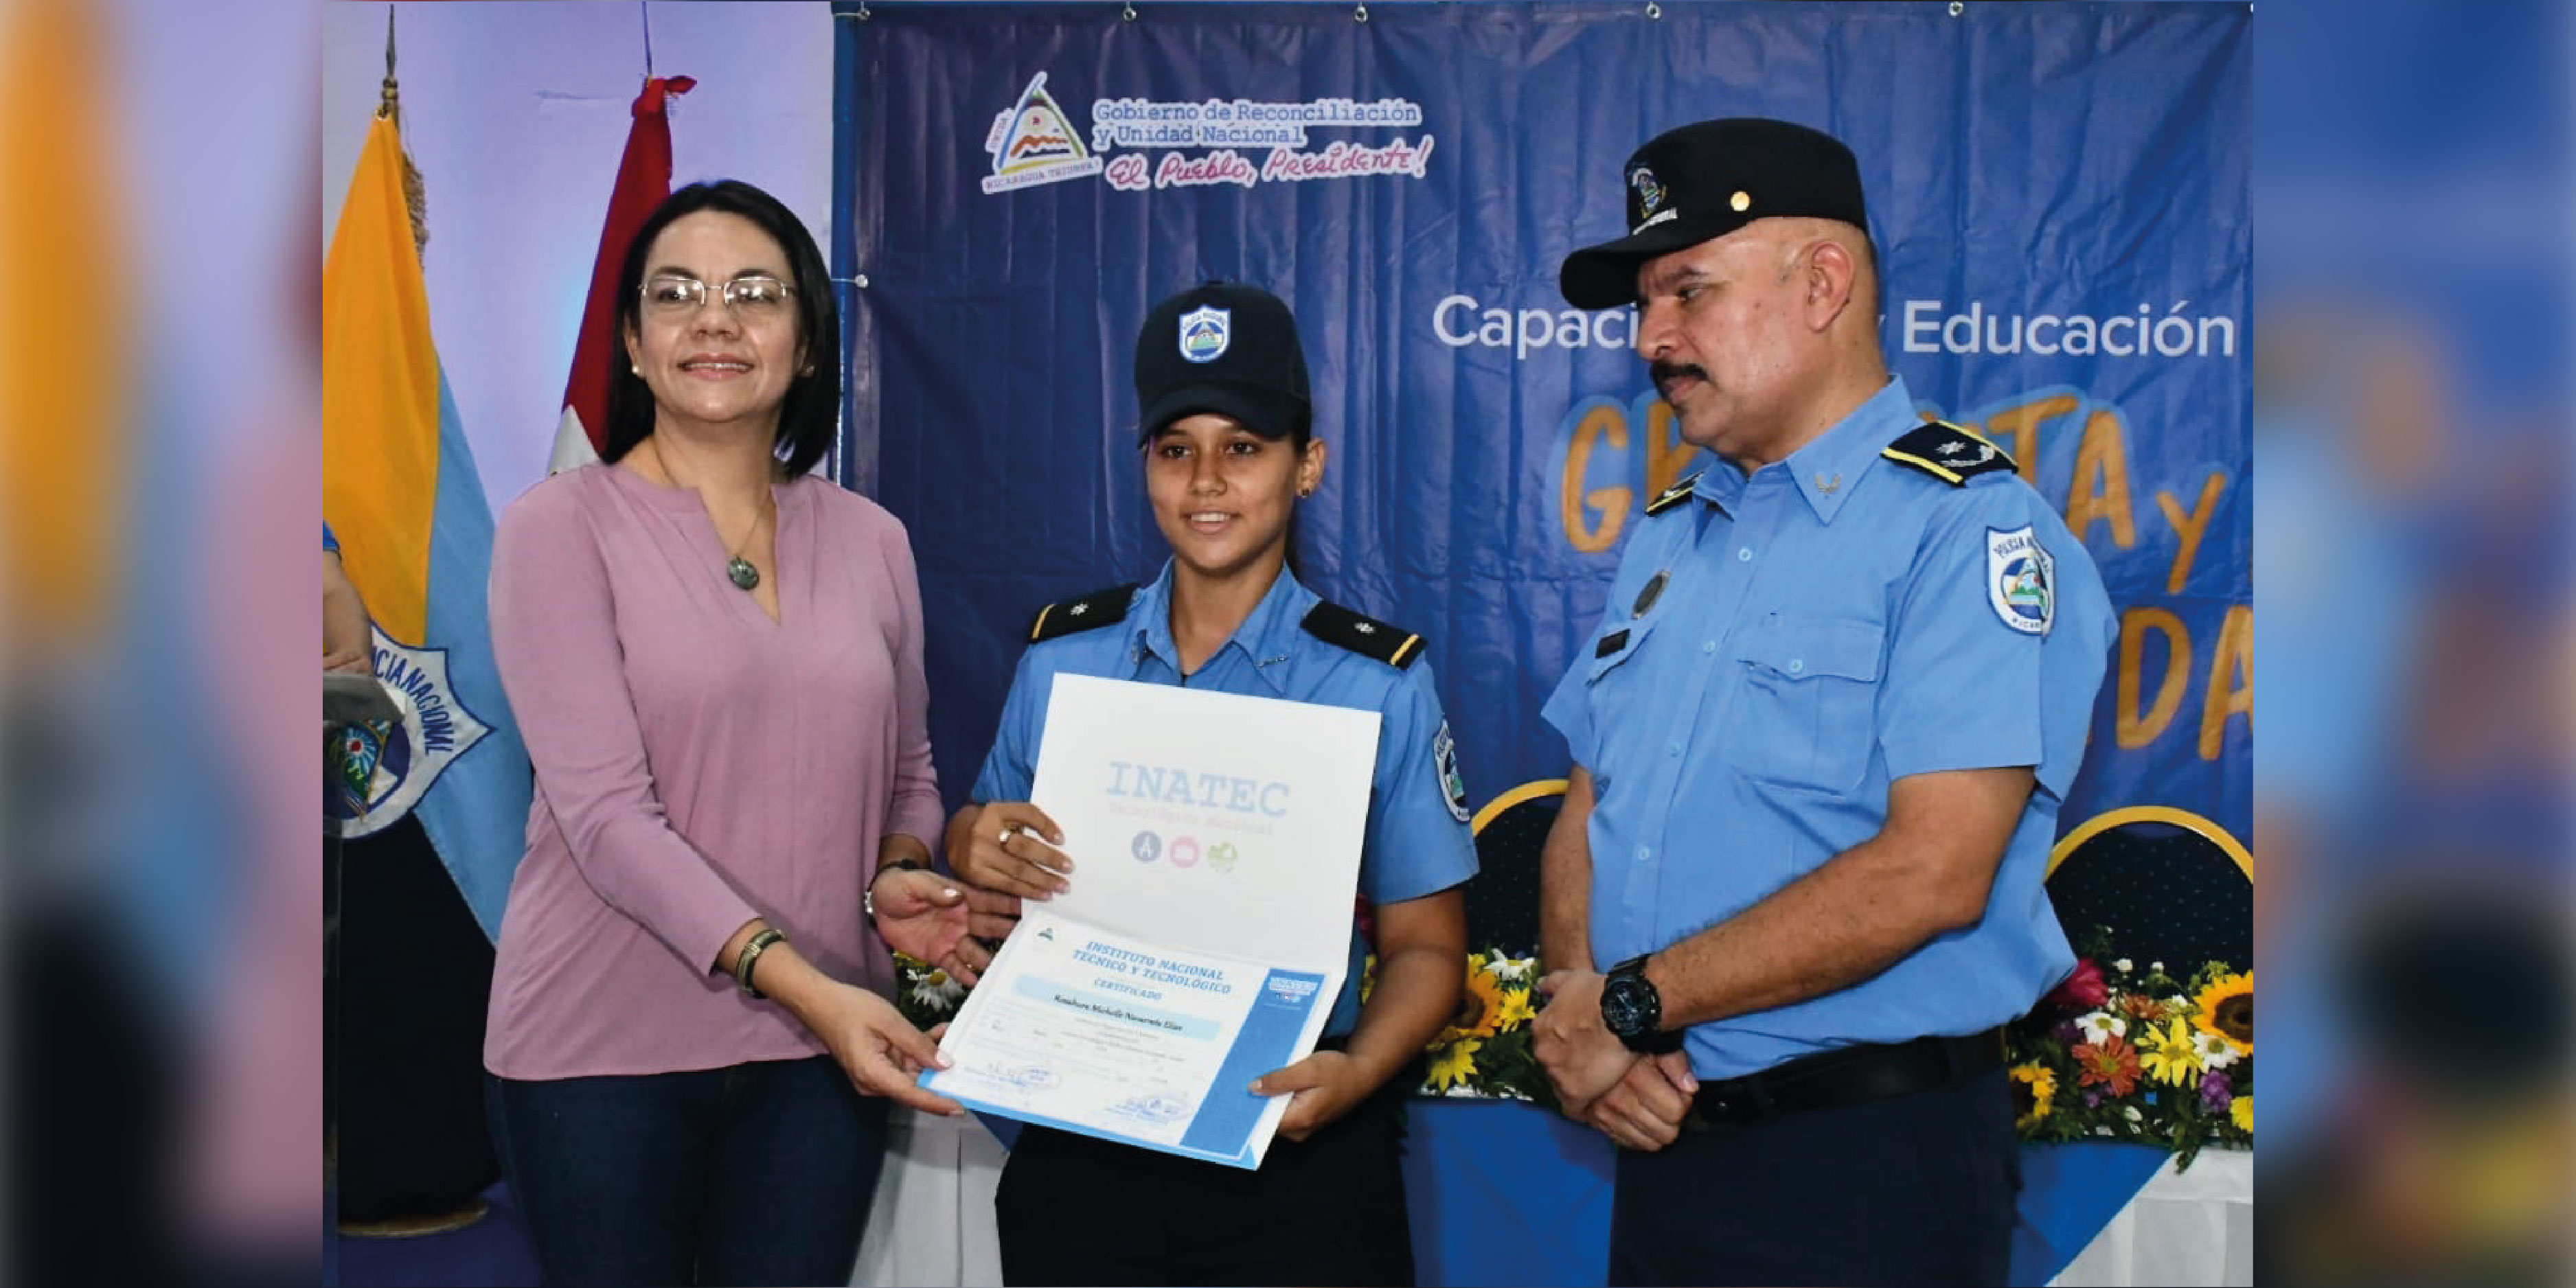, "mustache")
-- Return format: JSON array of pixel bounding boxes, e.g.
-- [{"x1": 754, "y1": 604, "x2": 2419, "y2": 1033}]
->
[{"x1": 1650, "y1": 361, "x2": 1706, "y2": 390}]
